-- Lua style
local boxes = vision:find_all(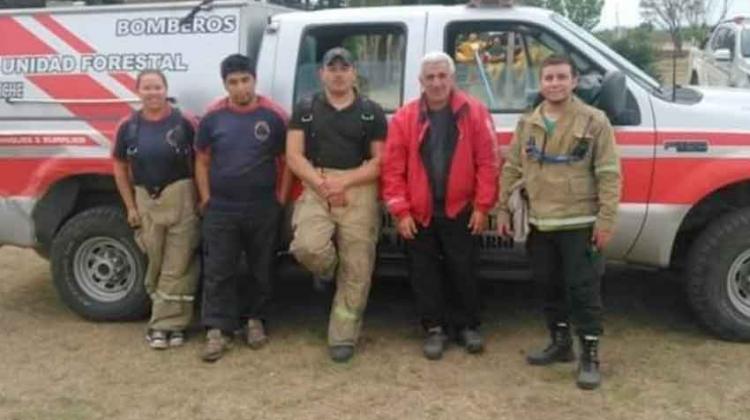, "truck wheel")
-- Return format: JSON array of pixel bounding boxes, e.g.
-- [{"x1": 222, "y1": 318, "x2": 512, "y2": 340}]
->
[
  {"x1": 686, "y1": 208, "x2": 750, "y2": 341},
  {"x1": 50, "y1": 206, "x2": 148, "y2": 321},
  {"x1": 689, "y1": 71, "x2": 699, "y2": 85}
]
